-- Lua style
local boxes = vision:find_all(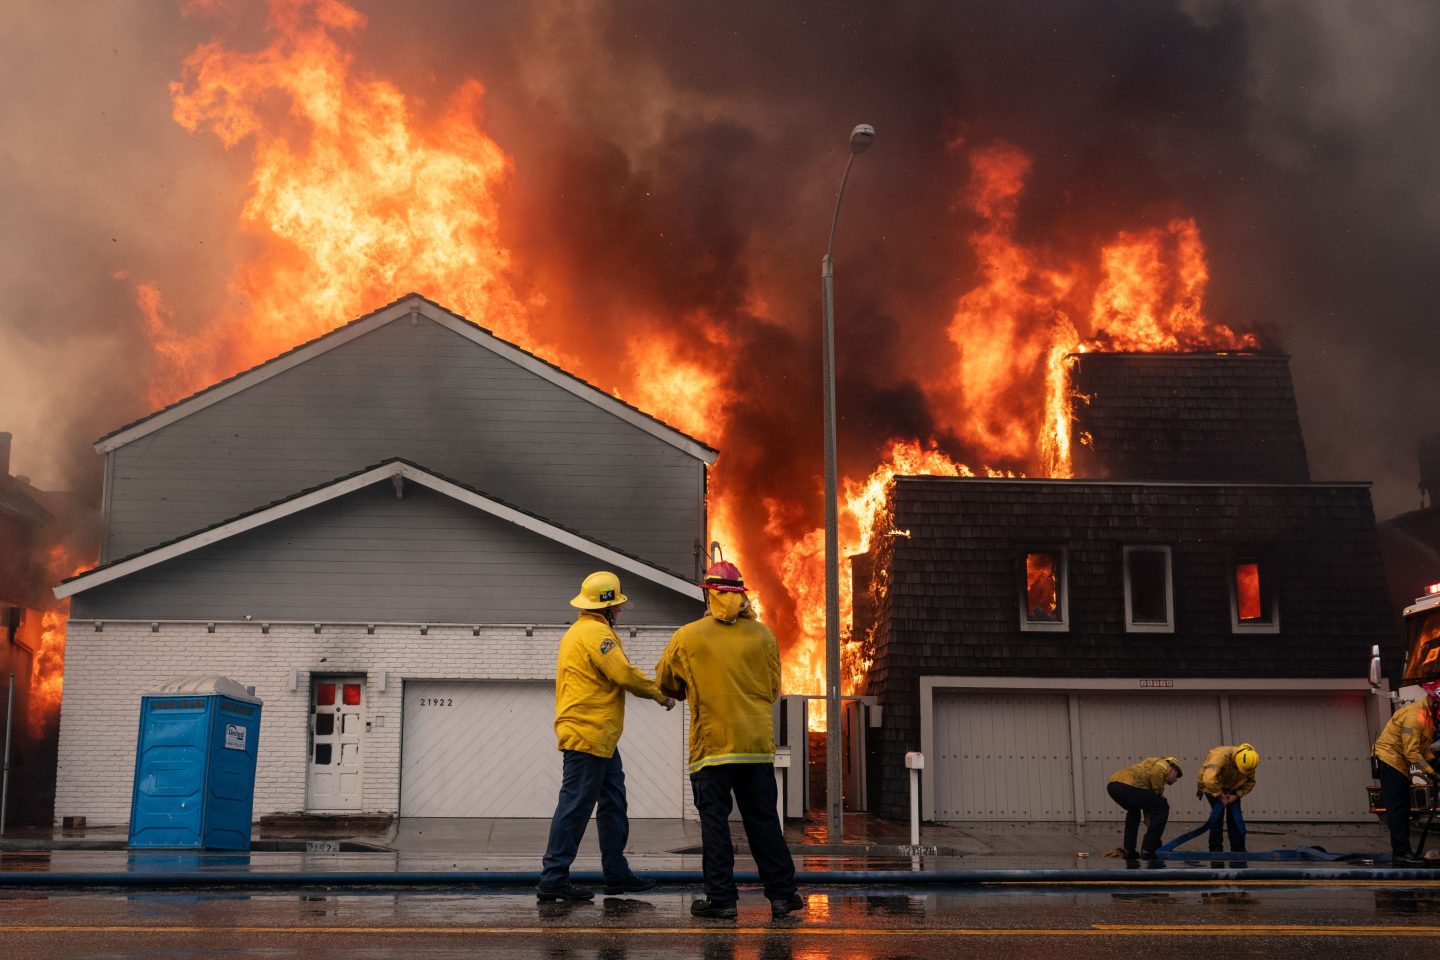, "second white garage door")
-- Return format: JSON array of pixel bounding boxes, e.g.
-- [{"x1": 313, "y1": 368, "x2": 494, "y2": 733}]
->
[{"x1": 400, "y1": 680, "x2": 687, "y2": 817}]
